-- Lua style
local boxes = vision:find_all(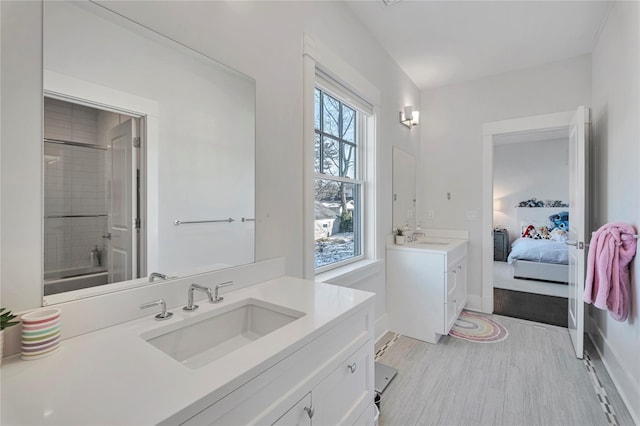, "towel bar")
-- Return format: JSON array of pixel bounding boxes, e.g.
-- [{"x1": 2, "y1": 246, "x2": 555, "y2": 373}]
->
[{"x1": 174, "y1": 218, "x2": 235, "y2": 225}]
